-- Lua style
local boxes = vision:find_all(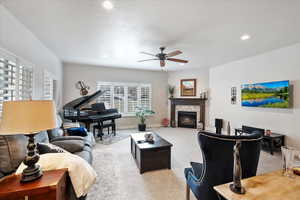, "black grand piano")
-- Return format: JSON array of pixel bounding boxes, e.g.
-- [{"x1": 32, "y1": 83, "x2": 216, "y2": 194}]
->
[{"x1": 63, "y1": 90, "x2": 122, "y2": 133}]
